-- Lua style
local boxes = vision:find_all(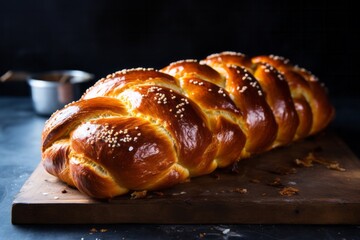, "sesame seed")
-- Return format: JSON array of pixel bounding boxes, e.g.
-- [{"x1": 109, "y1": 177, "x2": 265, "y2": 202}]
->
[
  {"x1": 129, "y1": 146, "x2": 134, "y2": 151},
  {"x1": 310, "y1": 75, "x2": 319, "y2": 81},
  {"x1": 258, "y1": 90, "x2": 263, "y2": 96},
  {"x1": 208, "y1": 51, "x2": 244, "y2": 58},
  {"x1": 250, "y1": 81, "x2": 257, "y2": 87},
  {"x1": 239, "y1": 86, "x2": 248, "y2": 93},
  {"x1": 169, "y1": 59, "x2": 198, "y2": 66}
]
